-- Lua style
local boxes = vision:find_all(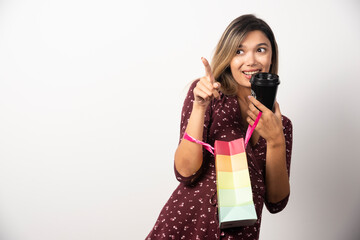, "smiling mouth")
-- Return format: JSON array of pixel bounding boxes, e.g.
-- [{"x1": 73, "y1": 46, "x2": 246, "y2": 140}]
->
[{"x1": 242, "y1": 70, "x2": 261, "y2": 79}]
